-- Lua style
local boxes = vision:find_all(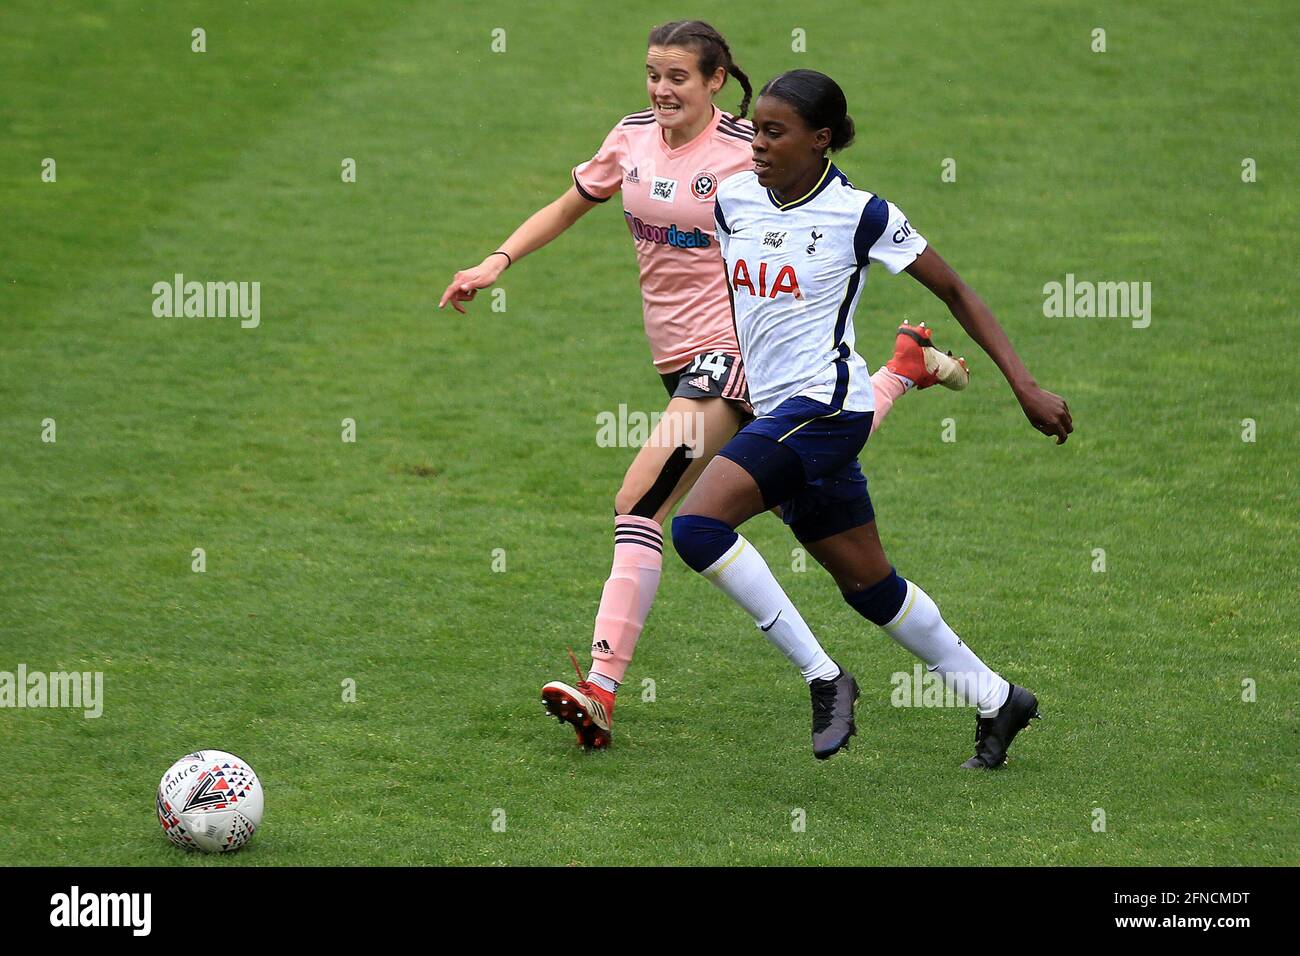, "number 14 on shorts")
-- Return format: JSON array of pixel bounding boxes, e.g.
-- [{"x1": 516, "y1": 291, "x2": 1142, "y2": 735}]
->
[{"x1": 688, "y1": 352, "x2": 730, "y2": 380}]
